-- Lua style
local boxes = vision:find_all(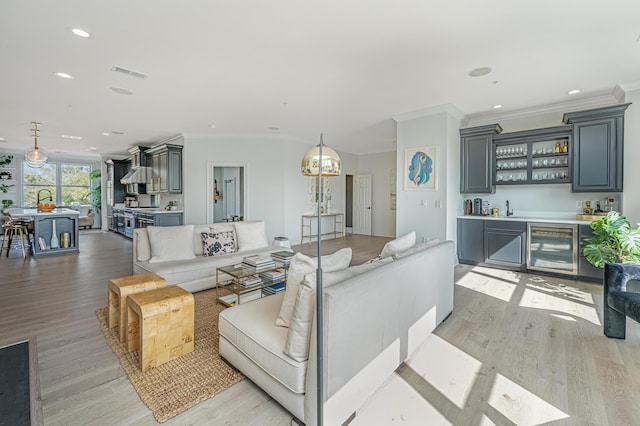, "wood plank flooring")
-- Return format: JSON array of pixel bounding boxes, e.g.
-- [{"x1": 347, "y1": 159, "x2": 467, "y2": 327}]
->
[{"x1": 2, "y1": 231, "x2": 640, "y2": 425}]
